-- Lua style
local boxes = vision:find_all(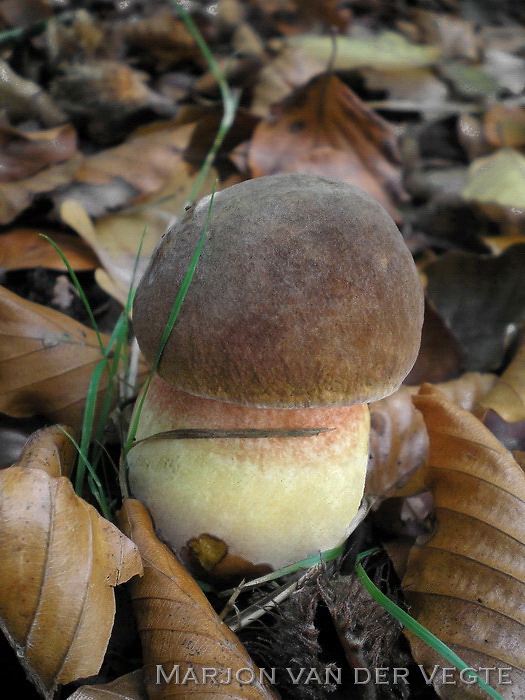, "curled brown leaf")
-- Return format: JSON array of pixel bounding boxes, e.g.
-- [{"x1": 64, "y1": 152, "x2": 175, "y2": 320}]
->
[
  {"x1": 118, "y1": 498, "x2": 278, "y2": 699},
  {"x1": 403, "y1": 385, "x2": 525, "y2": 698},
  {"x1": 0, "y1": 426, "x2": 143, "y2": 699},
  {"x1": 13, "y1": 423, "x2": 77, "y2": 477}
]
